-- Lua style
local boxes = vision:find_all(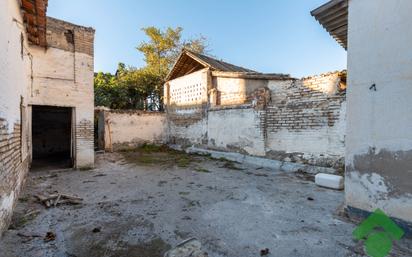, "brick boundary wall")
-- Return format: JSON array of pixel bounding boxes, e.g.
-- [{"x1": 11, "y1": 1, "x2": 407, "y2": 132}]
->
[
  {"x1": 0, "y1": 119, "x2": 28, "y2": 233},
  {"x1": 265, "y1": 82, "x2": 345, "y2": 132},
  {"x1": 263, "y1": 72, "x2": 346, "y2": 170},
  {"x1": 166, "y1": 71, "x2": 346, "y2": 171}
]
